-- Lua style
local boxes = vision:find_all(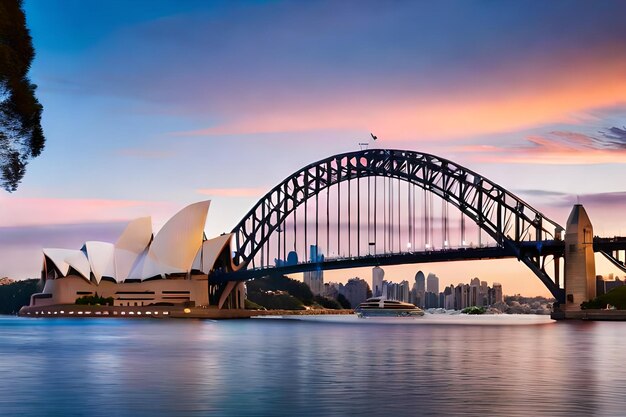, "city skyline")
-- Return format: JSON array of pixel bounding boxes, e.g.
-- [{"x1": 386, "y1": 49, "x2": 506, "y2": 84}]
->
[
  {"x1": 322, "y1": 266, "x2": 507, "y2": 310},
  {"x1": 1, "y1": 1, "x2": 626, "y2": 298}
]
